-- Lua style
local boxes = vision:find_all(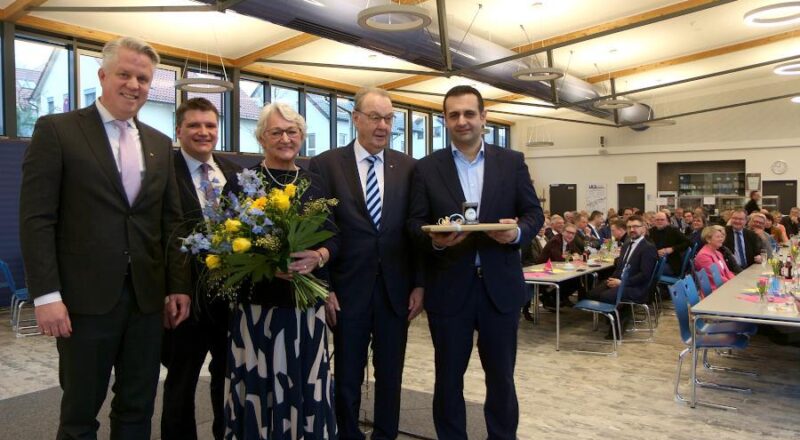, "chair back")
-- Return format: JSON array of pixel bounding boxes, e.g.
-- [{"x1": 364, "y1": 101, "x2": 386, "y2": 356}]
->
[
  {"x1": 709, "y1": 262, "x2": 724, "y2": 288},
  {"x1": 683, "y1": 274, "x2": 701, "y2": 306},
  {"x1": 612, "y1": 264, "x2": 631, "y2": 306},
  {"x1": 694, "y1": 266, "x2": 713, "y2": 297},
  {"x1": 647, "y1": 256, "x2": 668, "y2": 299},
  {"x1": 0, "y1": 259, "x2": 17, "y2": 292},
  {"x1": 679, "y1": 241, "x2": 699, "y2": 277},
  {"x1": 668, "y1": 279, "x2": 692, "y2": 344}
]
